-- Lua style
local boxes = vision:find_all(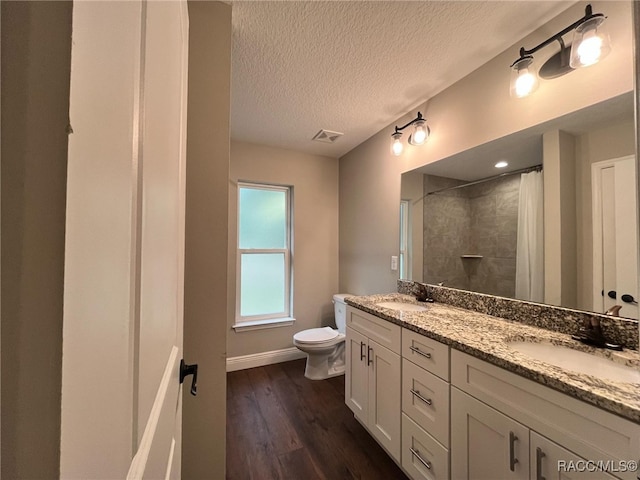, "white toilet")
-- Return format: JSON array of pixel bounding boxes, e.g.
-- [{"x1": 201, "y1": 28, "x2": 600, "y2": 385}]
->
[{"x1": 293, "y1": 293, "x2": 350, "y2": 380}]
